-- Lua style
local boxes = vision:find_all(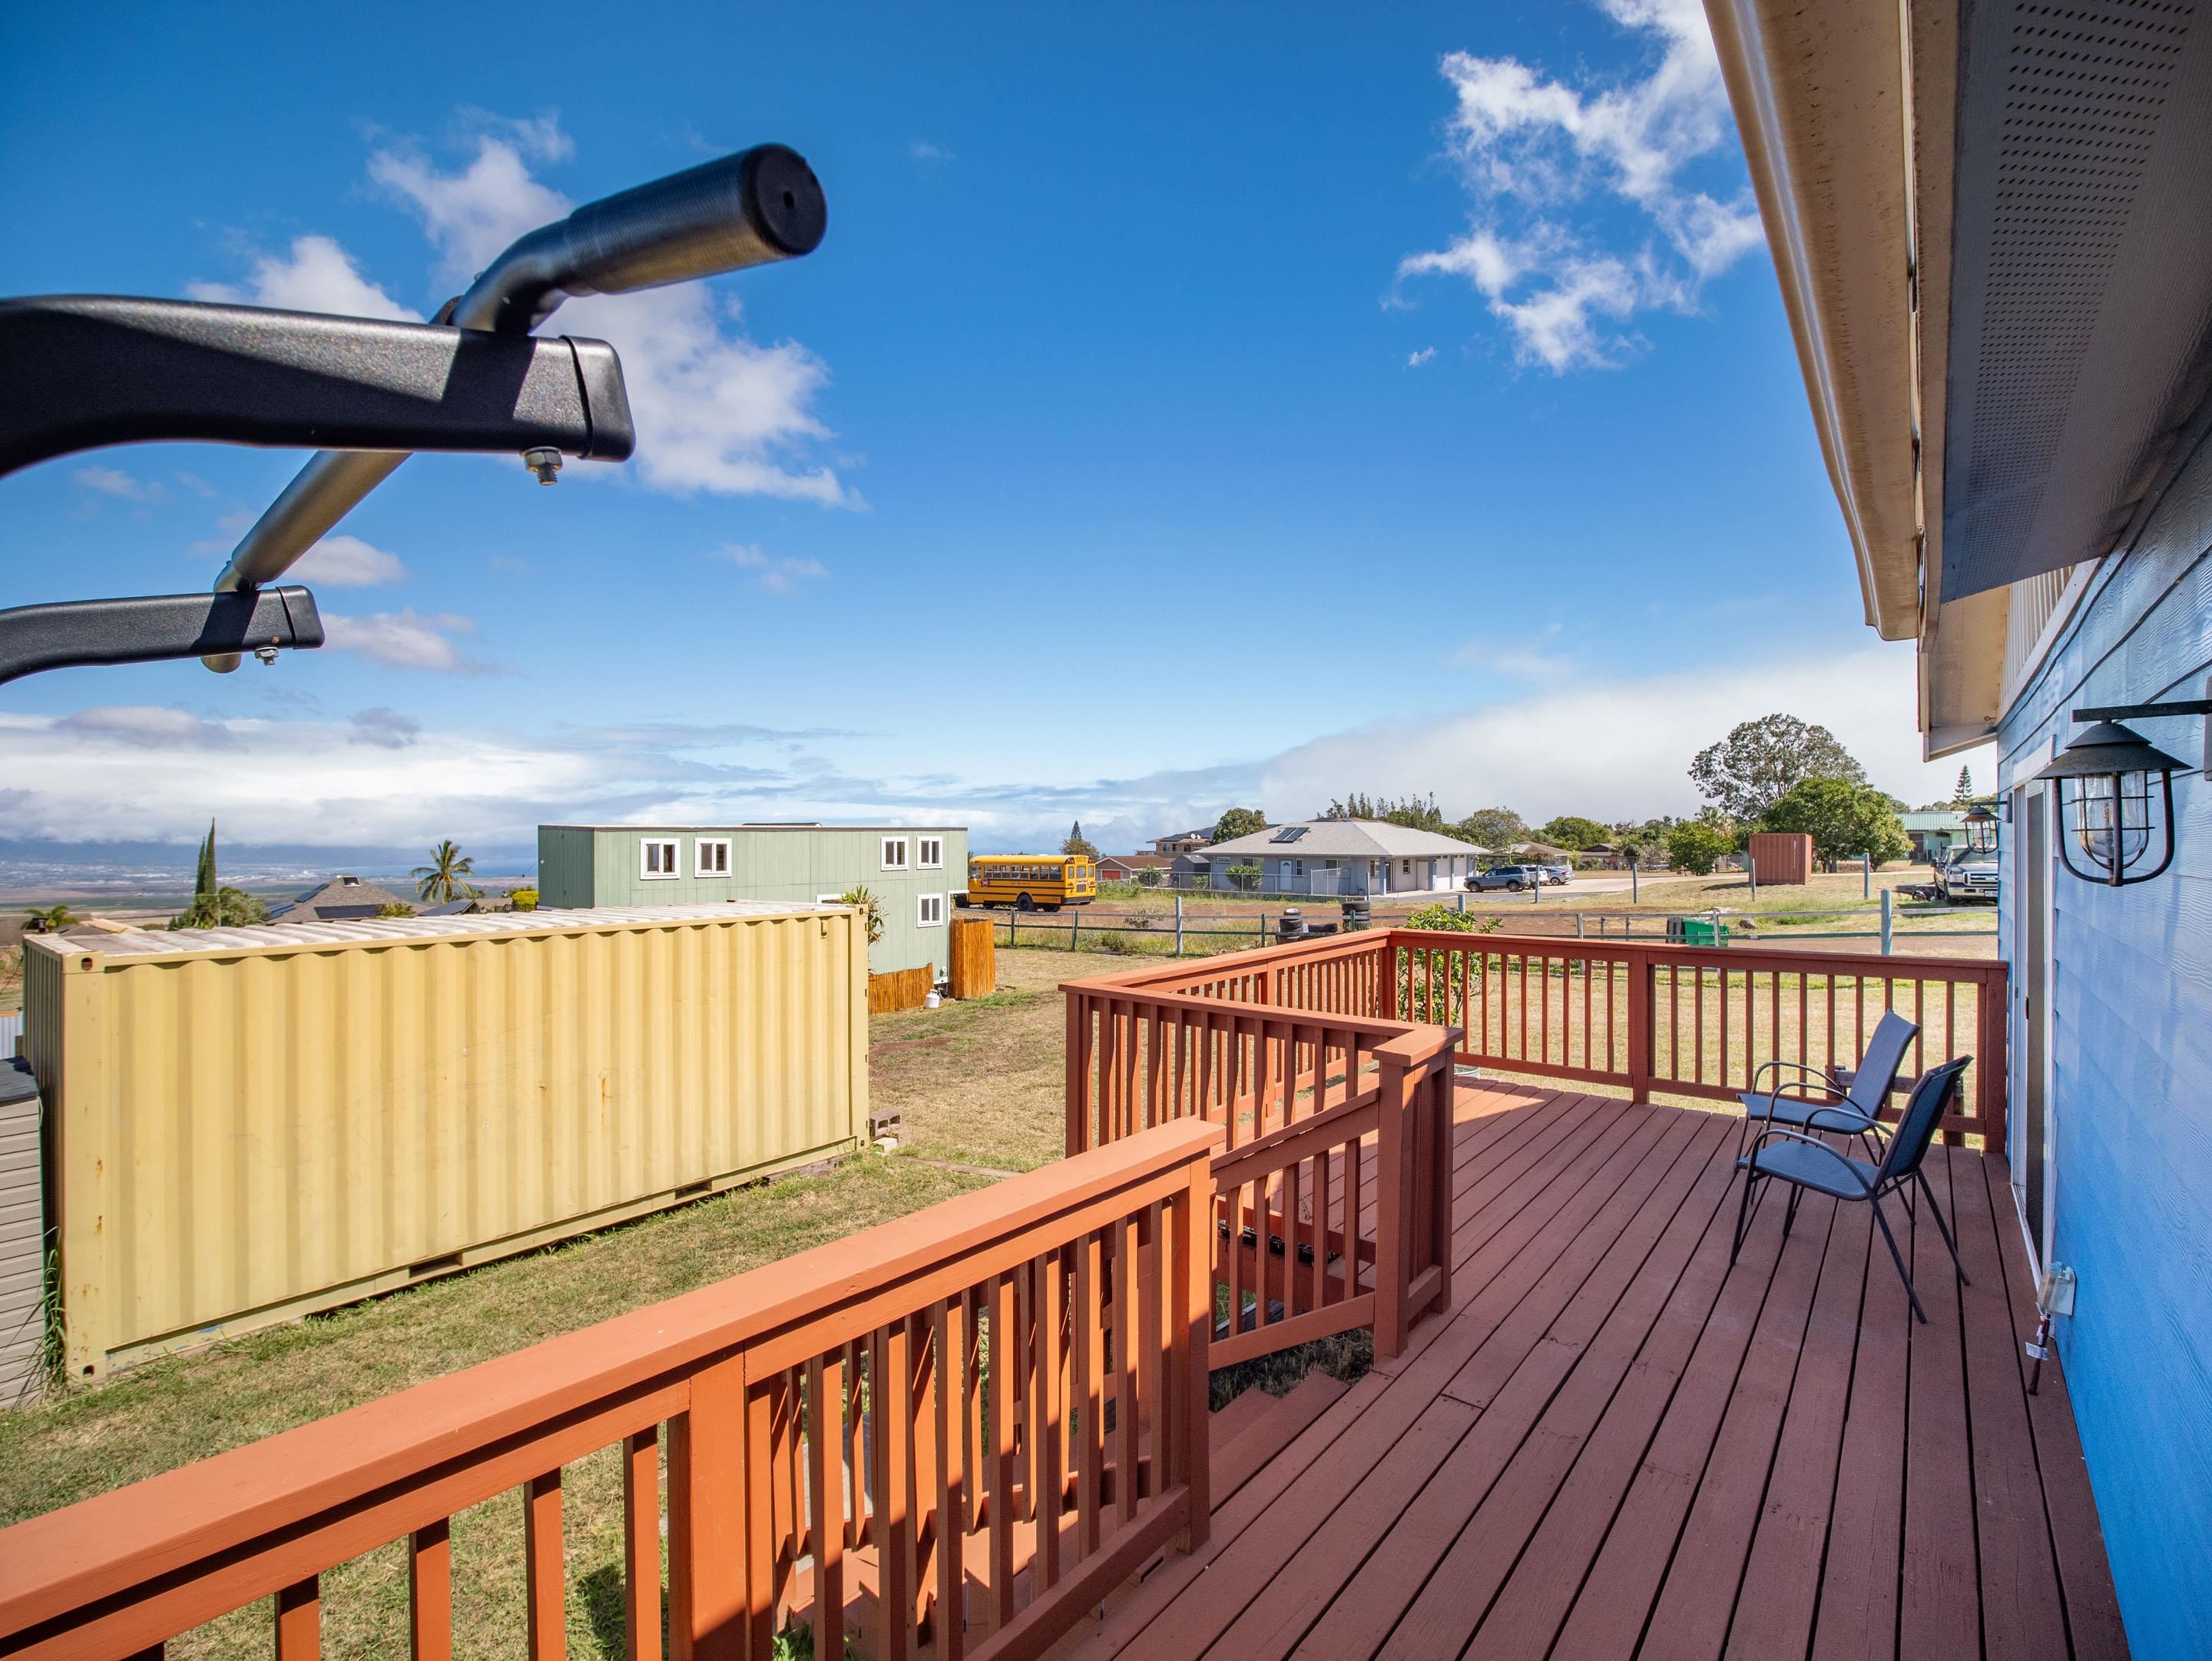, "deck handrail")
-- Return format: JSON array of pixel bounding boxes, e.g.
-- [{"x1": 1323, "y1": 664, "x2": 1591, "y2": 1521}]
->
[
  {"x1": 1067, "y1": 930, "x2": 2007, "y2": 1155},
  {"x1": 0, "y1": 1120, "x2": 1221, "y2": 1661}
]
